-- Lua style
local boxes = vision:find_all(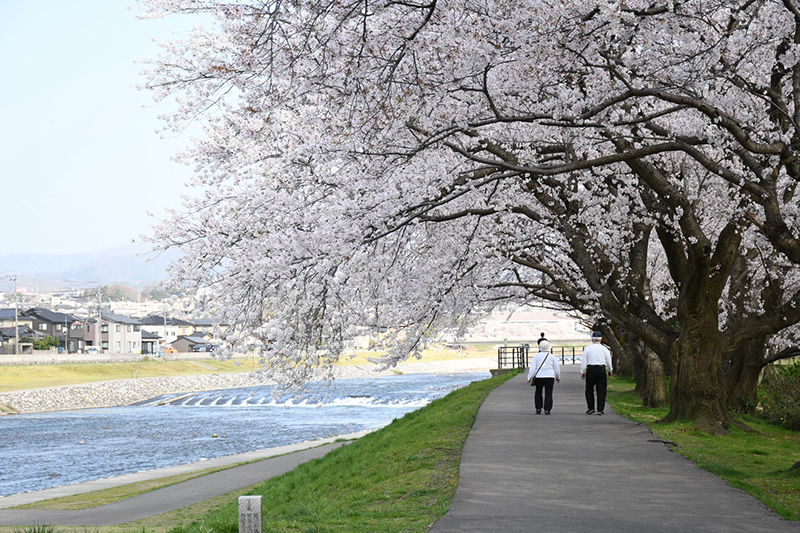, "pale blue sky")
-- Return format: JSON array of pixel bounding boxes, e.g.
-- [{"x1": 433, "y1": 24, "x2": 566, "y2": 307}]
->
[{"x1": 0, "y1": 2, "x2": 200, "y2": 255}]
